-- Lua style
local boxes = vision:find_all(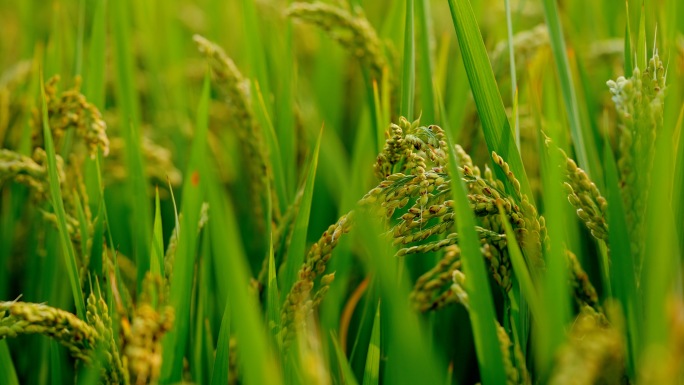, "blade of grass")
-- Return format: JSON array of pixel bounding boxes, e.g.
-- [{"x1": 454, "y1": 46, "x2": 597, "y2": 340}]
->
[
  {"x1": 0, "y1": 341, "x2": 19, "y2": 385},
  {"x1": 636, "y1": 4, "x2": 646, "y2": 71},
  {"x1": 541, "y1": 0, "x2": 602, "y2": 182},
  {"x1": 330, "y1": 331, "x2": 360, "y2": 385},
  {"x1": 112, "y1": 0, "x2": 152, "y2": 290},
  {"x1": 74, "y1": 0, "x2": 85, "y2": 76},
  {"x1": 642, "y1": 100, "x2": 680, "y2": 358},
  {"x1": 206, "y1": 152, "x2": 283, "y2": 385},
  {"x1": 151, "y1": 188, "x2": 164, "y2": 280},
  {"x1": 372, "y1": 80, "x2": 385, "y2": 155},
  {"x1": 604, "y1": 143, "x2": 639, "y2": 379},
  {"x1": 446, "y1": 0, "x2": 533, "y2": 199},
  {"x1": 83, "y1": 0, "x2": 106, "y2": 108},
  {"x1": 537, "y1": 120, "x2": 572, "y2": 378},
  {"x1": 202, "y1": 62, "x2": 283, "y2": 383},
  {"x1": 253, "y1": 82, "x2": 288, "y2": 216},
  {"x1": 624, "y1": 1, "x2": 634, "y2": 75},
  {"x1": 443, "y1": 127, "x2": 507, "y2": 385},
  {"x1": 73, "y1": 192, "x2": 89, "y2": 269},
  {"x1": 362, "y1": 301, "x2": 381, "y2": 385},
  {"x1": 211, "y1": 296, "x2": 231, "y2": 385},
  {"x1": 267, "y1": 233, "x2": 281, "y2": 340},
  {"x1": 161, "y1": 73, "x2": 212, "y2": 382},
  {"x1": 401, "y1": 0, "x2": 415, "y2": 120},
  {"x1": 498, "y1": 205, "x2": 541, "y2": 322},
  {"x1": 674, "y1": 105, "x2": 684, "y2": 256},
  {"x1": 281, "y1": 125, "x2": 323, "y2": 298},
  {"x1": 240, "y1": 0, "x2": 272, "y2": 114},
  {"x1": 354, "y1": 215, "x2": 444, "y2": 384},
  {"x1": 504, "y1": 0, "x2": 520, "y2": 149},
  {"x1": 192, "y1": 257, "x2": 211, "y2": 385},
  {"x1": 50, "y1": 341, "x2": 62, "y2": 385},
  {"x1": 274, "y1": 17, "x2": 296, "y2": 200},
  {"x1": 416, "y1": 0, "x2": 436, "y2": 123},
  {"x1": 40, "y1": 71, "x2": 86, "y2": 319}
]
